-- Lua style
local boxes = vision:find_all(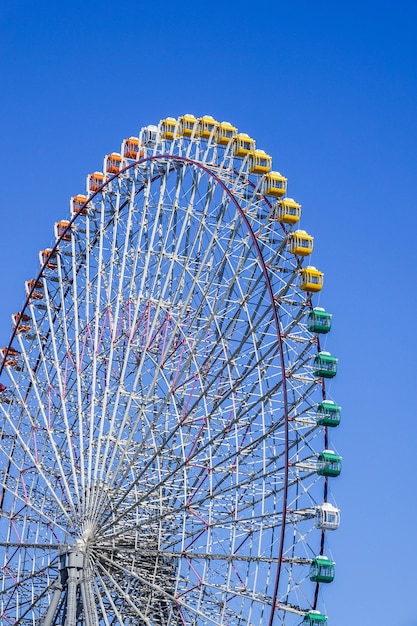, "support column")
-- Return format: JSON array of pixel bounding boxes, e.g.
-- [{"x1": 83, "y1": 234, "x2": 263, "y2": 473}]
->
[{"x1": 63, "y1": 551, "x2": 84, "y2": 626}]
